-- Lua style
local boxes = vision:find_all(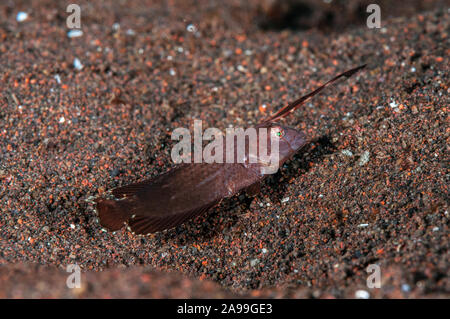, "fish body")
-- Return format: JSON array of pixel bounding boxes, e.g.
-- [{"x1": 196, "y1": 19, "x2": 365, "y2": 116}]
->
[
  {"x1": 96, "y1": 65, "x2": 365, "y2": 234},
  {"x1": 97, "y1": 123, "x2": 307, "y2": 234}
]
